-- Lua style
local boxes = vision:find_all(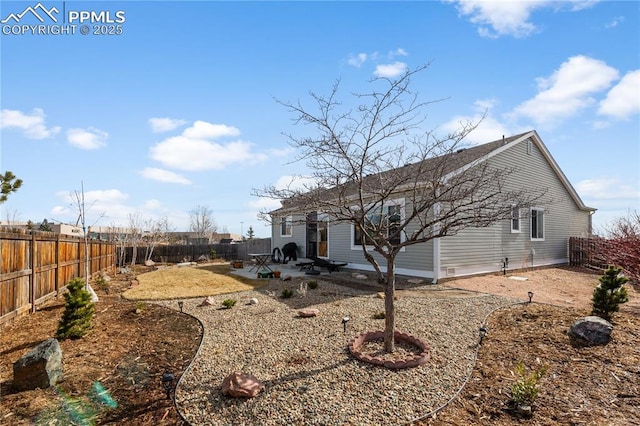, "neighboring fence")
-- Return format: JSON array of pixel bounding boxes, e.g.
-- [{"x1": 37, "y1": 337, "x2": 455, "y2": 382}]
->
[
  {"x1": 569, "y1": 237, "x2": 608, "y2": 270},
  {"x1": 0, "y1": 229, "x2": 116, "y2": 326},
  {"x1": 123, "y1": 238, "x2": 272, "y2": 264}
]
